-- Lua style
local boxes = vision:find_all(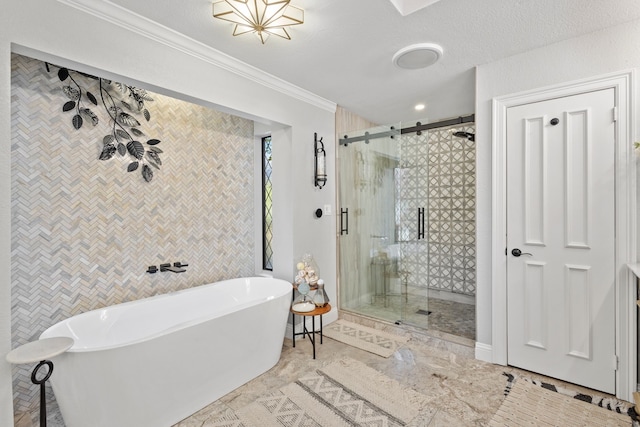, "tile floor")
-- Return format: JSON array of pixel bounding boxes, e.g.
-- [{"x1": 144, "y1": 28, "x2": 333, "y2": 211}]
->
[
  {"x1": 347, "y1": 293, "x2": 476, "y2": 340},
  {"x1": 173, "y1": 313, "x2": 627, "y2": 426}
]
